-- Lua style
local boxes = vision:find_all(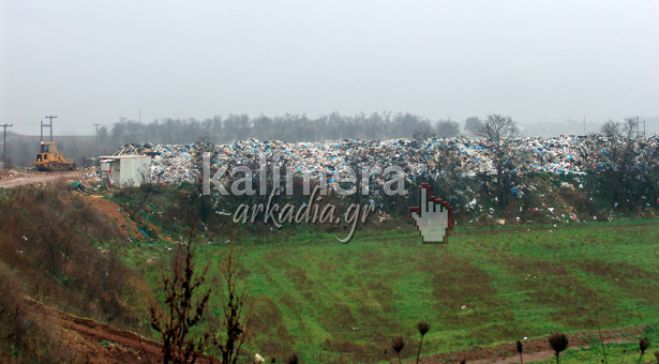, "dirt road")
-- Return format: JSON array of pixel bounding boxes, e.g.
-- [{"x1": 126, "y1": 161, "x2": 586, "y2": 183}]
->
[
  {"x1": 25, "y1": 297, "x2": 220, "y2": 364},
  {"x1": 0, "y1": 170, "x2": 82, "y2": 189},
  {"x1": 421, "y1": 328, "x2": 641, "y2": 364},
  {"x1": 24, "y1": 297, "x2": 162, "y2": 364}
]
